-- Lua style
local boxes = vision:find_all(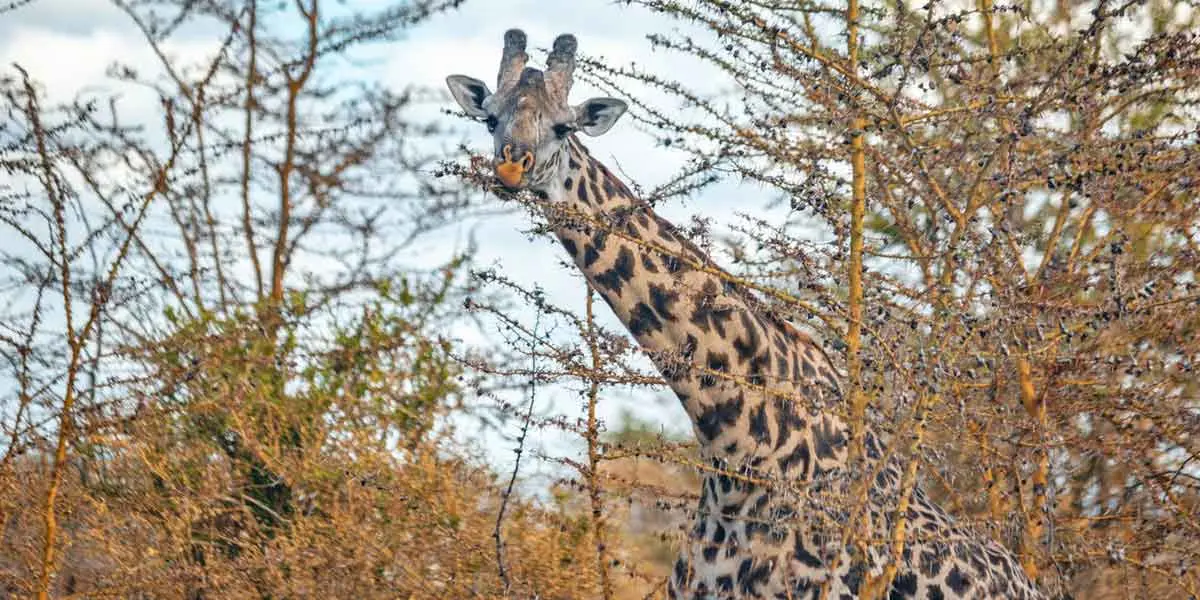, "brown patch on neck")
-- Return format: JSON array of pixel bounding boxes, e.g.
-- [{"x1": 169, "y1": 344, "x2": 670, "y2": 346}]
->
[
  {"x1": 560, "y1": 136, "x2": 640, "y2": 210},
  {"x1": 779, "y1": 320, "x2": 815, "y2": 346}
]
